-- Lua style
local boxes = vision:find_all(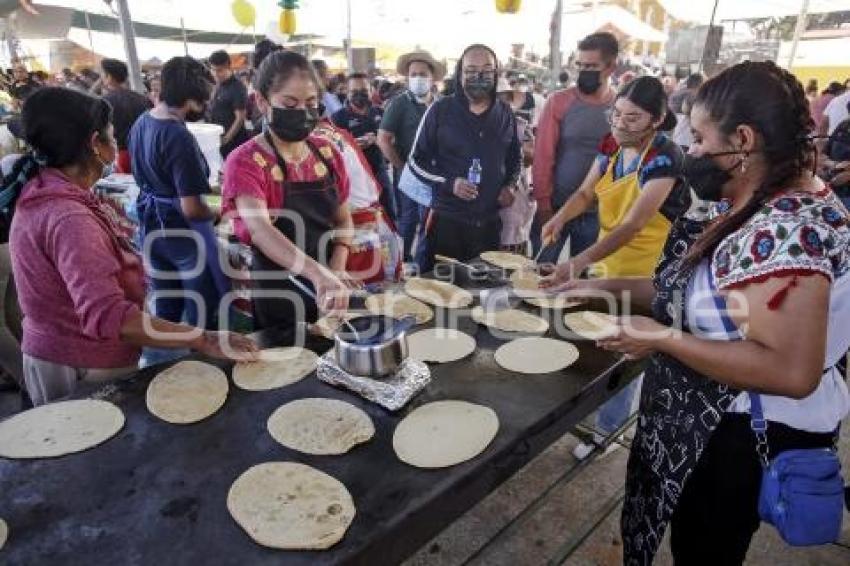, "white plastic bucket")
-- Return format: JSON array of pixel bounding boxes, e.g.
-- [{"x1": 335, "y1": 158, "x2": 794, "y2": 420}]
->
[{"x1": 186, "y1": 122, "x2": 224, "y2": 187}]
